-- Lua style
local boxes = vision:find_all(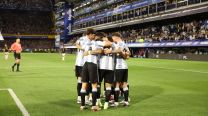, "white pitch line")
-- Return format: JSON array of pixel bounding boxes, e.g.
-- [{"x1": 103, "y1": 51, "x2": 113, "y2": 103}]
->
[
  {"x1": 136, "y1": 65, "x2": 208, "y2": 74},
  {"x1": 0, "y1": 88, "x2": 30, "y2": 116}
]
